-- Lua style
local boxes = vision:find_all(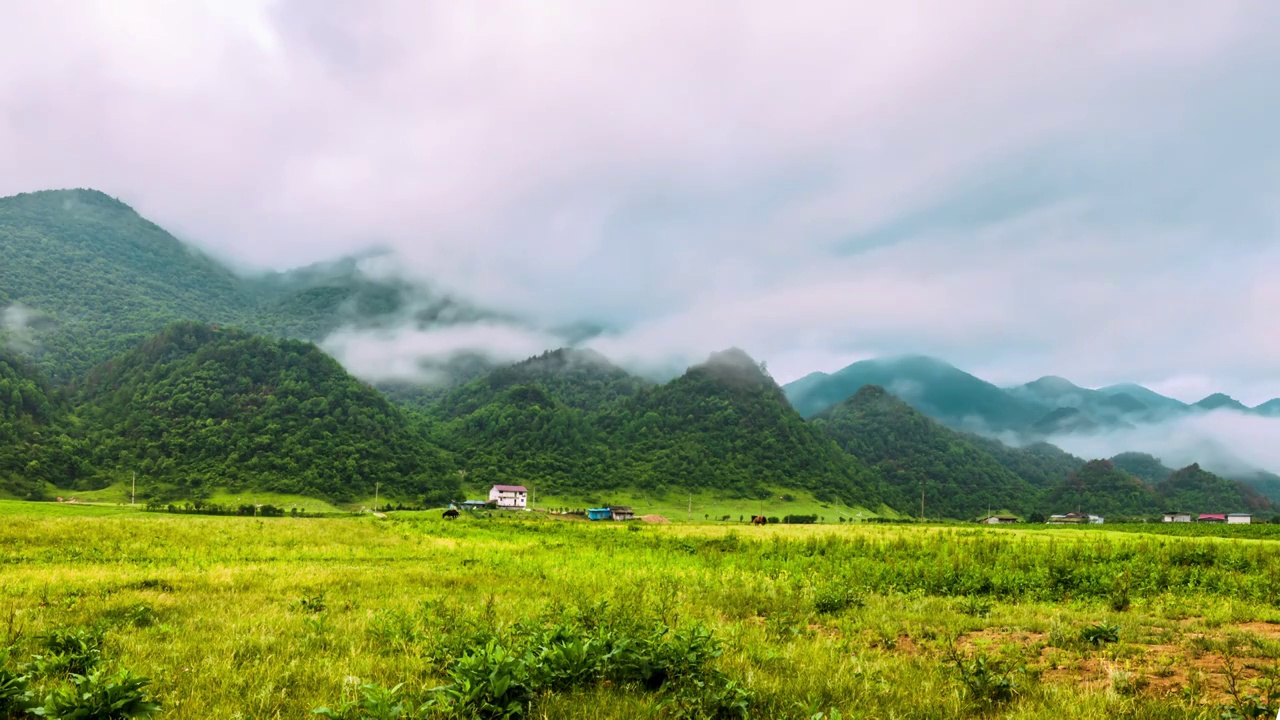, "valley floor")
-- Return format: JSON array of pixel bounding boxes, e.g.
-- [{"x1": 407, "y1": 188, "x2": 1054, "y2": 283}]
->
[{"x1": 1, "y1": 501, "x2": 1278, "y2": 718}]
